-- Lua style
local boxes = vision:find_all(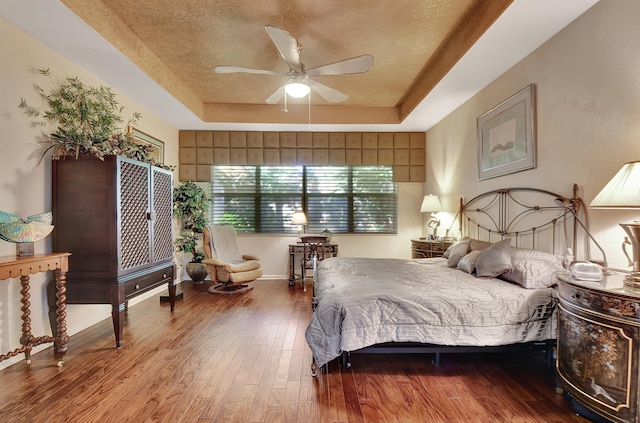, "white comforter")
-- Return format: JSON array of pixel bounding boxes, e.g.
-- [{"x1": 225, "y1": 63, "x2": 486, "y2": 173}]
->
[{"x1": 305, "y1": 257, "x2": 557, "y2": 367}]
